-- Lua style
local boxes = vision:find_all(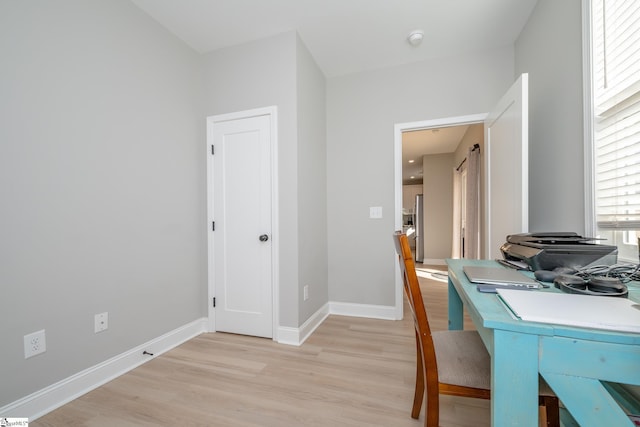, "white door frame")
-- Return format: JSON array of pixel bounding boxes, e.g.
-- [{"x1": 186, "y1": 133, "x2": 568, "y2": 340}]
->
[
  {"x1": 206, "y1": 106, "x2": 279, "y2": 340},
  {"x1": 393, "y1": 113, "x2": 486, "y2": 319}
]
